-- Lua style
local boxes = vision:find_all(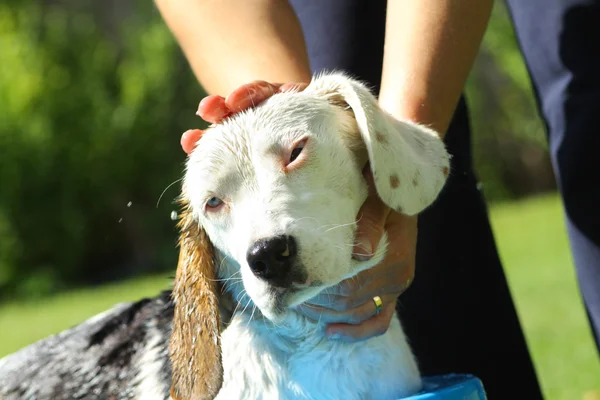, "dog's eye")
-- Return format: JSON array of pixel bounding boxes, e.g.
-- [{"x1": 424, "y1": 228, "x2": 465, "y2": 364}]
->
[
  {"x1": 289, "y1": 140, "x2": 307, "y2": 163},
  {"x1": 206, "y1": 197, "x2": 223, "y2": 209}
]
